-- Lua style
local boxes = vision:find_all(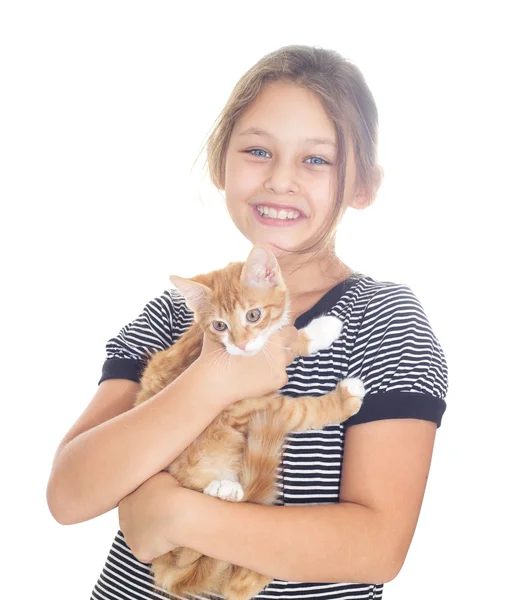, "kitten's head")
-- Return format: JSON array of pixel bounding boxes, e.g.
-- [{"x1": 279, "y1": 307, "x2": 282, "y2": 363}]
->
[{"x1": 170, "y1": 245, "x2": 290, "y2": 356}]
